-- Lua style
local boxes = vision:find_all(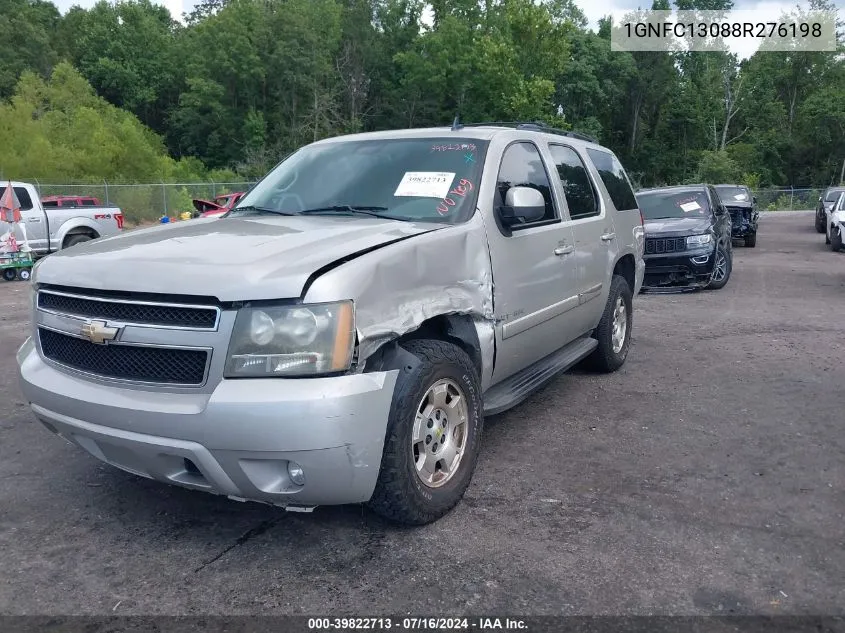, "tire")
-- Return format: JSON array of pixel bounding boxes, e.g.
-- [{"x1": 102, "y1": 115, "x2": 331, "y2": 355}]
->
[
  {"x1": 2, "y1": 268, "x2": 16, "y2": 282},
  {"x1": 706, "y1": 245, "x2": 732, "y2": 290},
  {"x1": 582, "y1": 274, "x2": 633, "y2": 373},
  {"x1": 18, "y1": 268, "x2": 31, "y2": 281},
  {"x1": 744, "y1": 232, "x2": 756, "y2": 248},
  {"x1": 832, "y1": 226, "x2": 843, "y2": 252},
  {"x1": 368, "y1": 339, "x2": 483, "y2": 525},
  {"x1": 64, "y1": 234, "x2": 93, "y2": 248},
  {"x1": 816, "y1": 213, "x2": 826, "y2": 233}
]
